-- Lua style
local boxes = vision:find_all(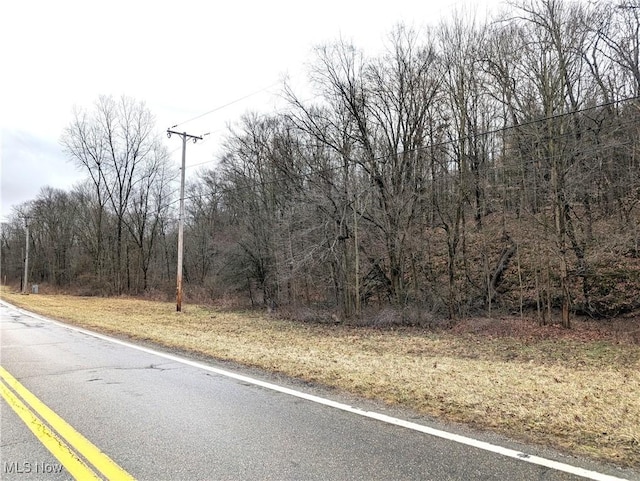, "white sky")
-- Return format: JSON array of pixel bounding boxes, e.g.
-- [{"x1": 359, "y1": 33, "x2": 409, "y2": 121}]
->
[{"x1": 0, "y1": 0, "x2": 503, "y2": 221}]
